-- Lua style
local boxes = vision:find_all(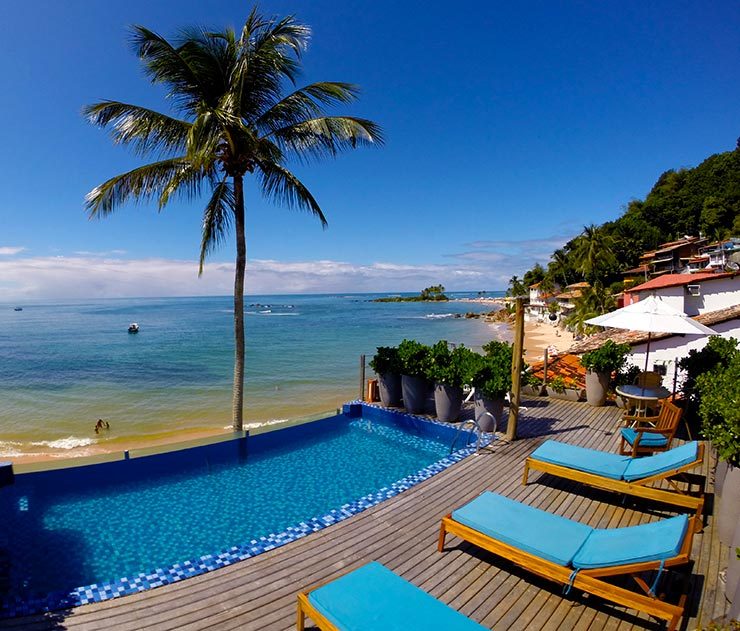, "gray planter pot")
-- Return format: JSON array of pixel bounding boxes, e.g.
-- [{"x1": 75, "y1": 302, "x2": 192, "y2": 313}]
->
[
  {"x1": 377, "y1": 373, "x2": 402, "y2": 407},
  {"x1": 521, "y1": 384, "x2": 544, "y2": 397},
  {"x1": 718, "y1": 465, "x2": 740, "y2": 546},
  {"x1": 434, "y1": 383, "x2": 463, "y2": 422},
  {"x1": 730, "y1": 578, "x2": 740, "y2": 622},
  {"x1": 726, "y1": 518, "x2": 740, "y2": 602},
  {"x1": 546, "y1": 387, "x2": 582, "y2": 402},
  {"x1": 474, "y1": 393, "x2": 505, "y2": 433},
  {"x1": 585, "y1": 369, "x2": 609, "y2": 407},
  {"x1": 401, "y1": 374, "x2": 430, "y2": 415},
  {"x1": 715, "y1": 458, "x2": 730, "y2": 500}
]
